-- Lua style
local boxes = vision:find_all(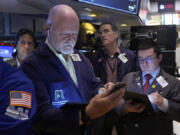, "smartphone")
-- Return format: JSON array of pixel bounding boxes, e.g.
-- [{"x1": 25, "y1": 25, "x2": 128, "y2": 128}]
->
[{"x1": 109, "y1": 82, "x2": 126, "y2": 94}]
